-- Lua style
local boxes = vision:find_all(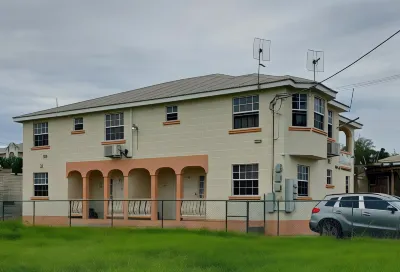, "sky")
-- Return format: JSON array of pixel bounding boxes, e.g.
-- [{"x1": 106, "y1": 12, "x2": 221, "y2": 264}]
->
[{"x1": 0, "y1": 0, "x2": 399, "y2": 152}]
